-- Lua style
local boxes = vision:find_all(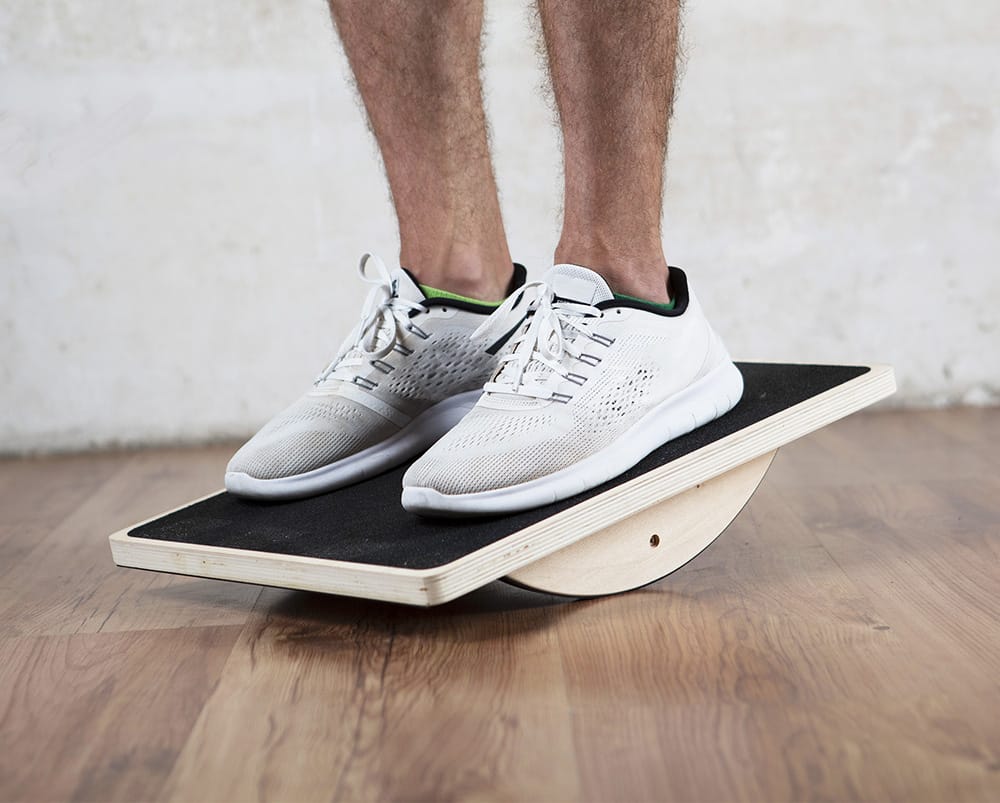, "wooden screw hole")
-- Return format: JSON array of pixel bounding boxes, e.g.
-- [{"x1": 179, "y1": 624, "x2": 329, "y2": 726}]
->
[{"x1": 649, "y1": 534, "x2": 660, "y2": 548}]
